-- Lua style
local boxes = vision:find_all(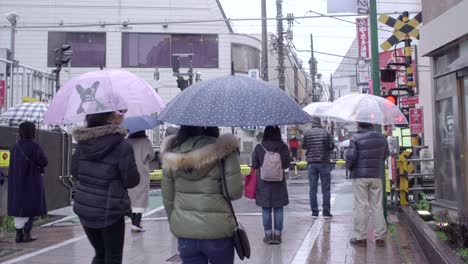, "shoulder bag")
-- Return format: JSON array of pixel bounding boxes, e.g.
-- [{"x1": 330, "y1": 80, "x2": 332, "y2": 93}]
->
[{"x1": 221, "y1": 159, "x2": 251, "y2": 260}]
